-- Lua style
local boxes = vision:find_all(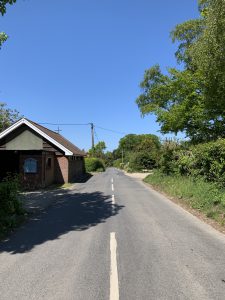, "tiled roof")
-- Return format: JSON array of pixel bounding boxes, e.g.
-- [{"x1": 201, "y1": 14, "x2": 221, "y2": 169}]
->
[{"x1": 27, "y1": 119, "x2": 86, "y2": 156}]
